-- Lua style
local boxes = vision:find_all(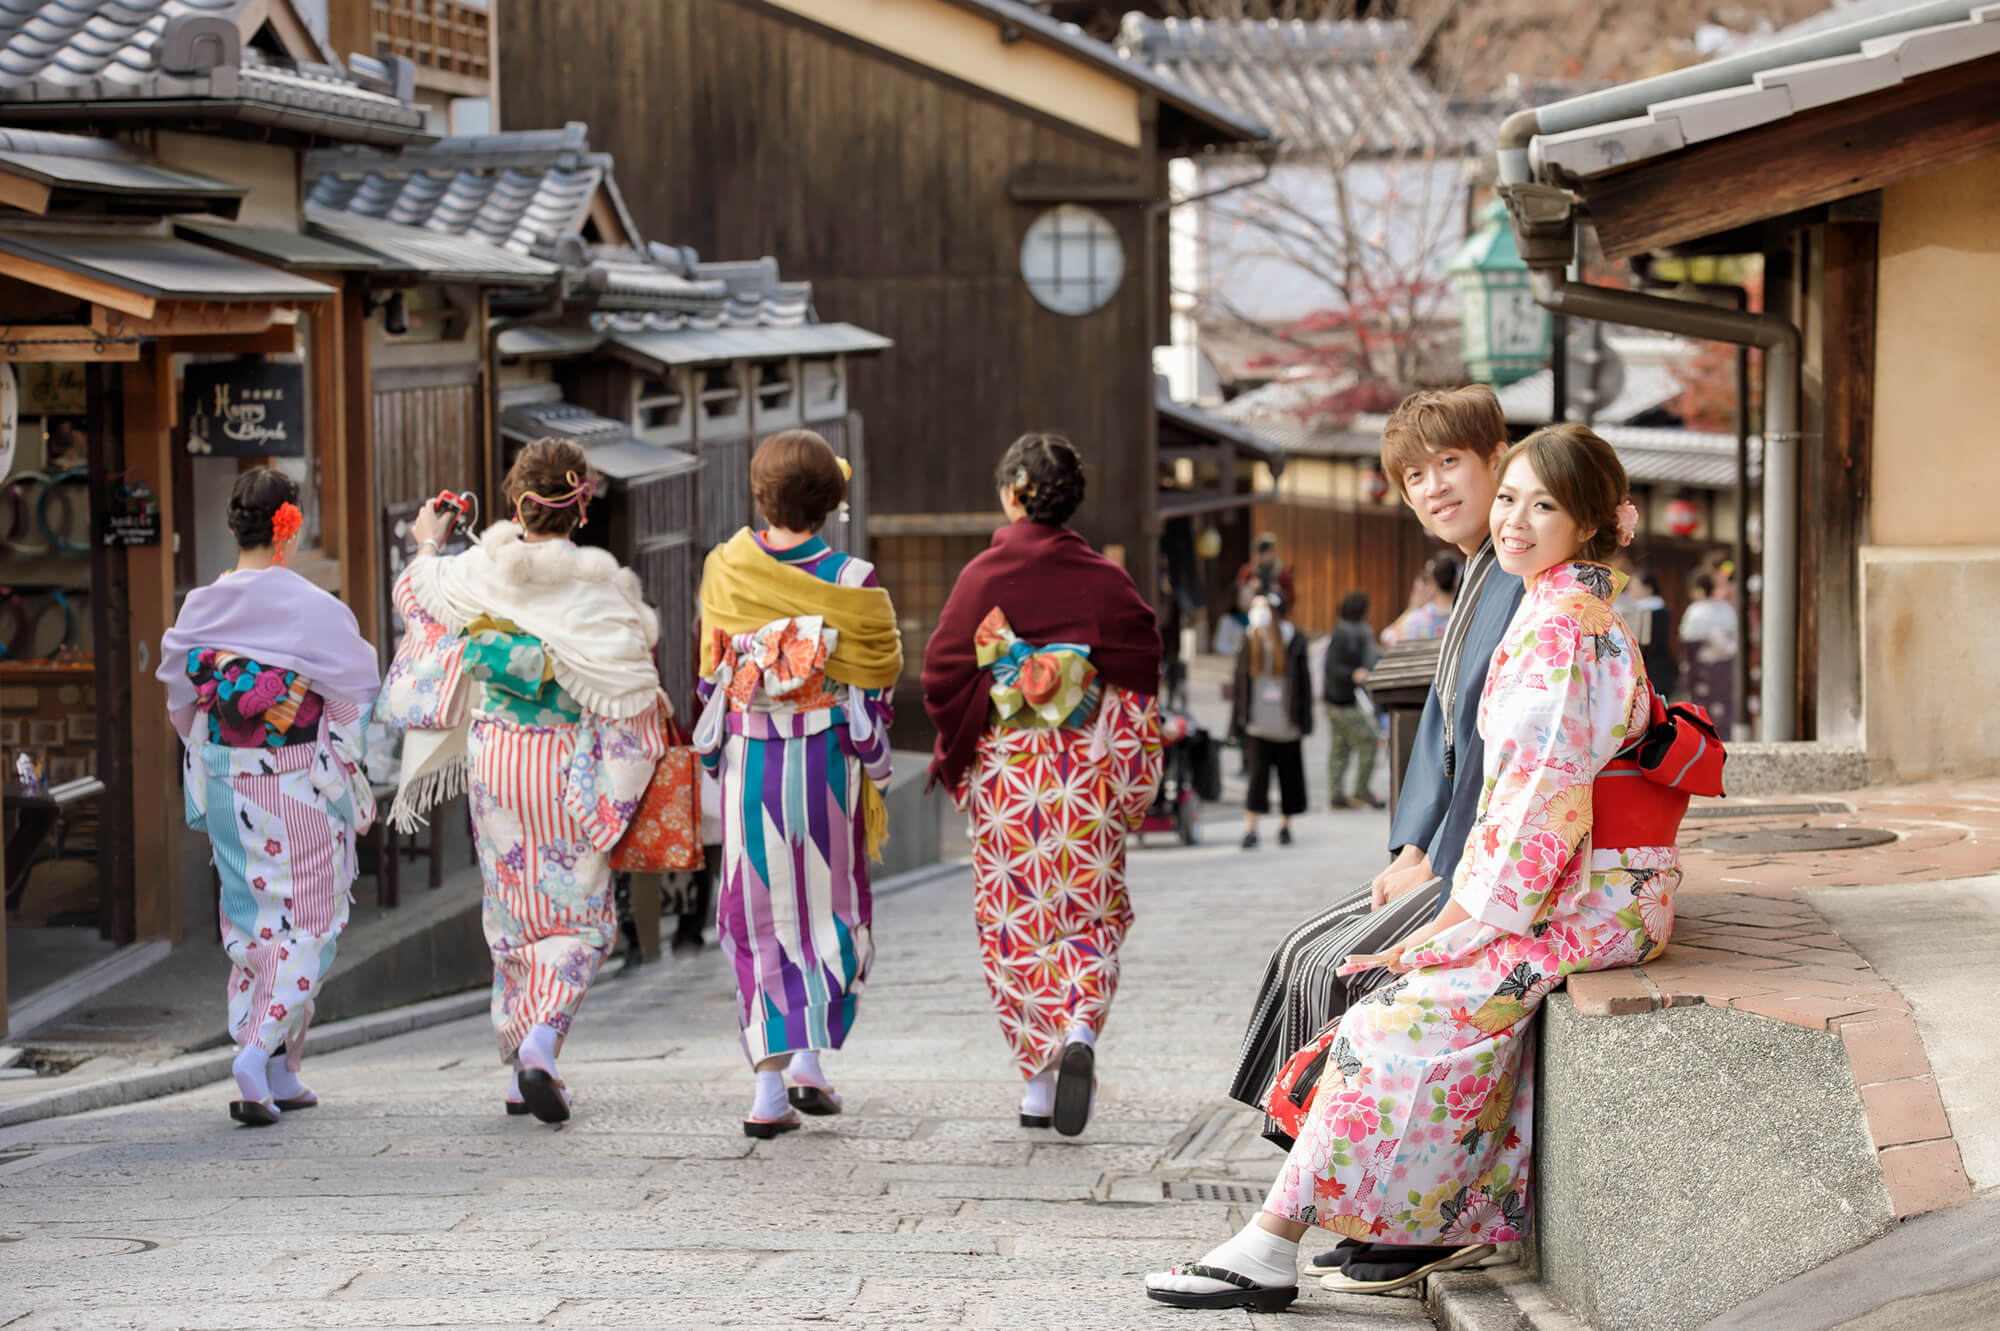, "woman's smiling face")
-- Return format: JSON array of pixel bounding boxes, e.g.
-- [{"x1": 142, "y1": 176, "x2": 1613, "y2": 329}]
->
[{"x1": 1491, "y1": 451, "x2": 1590, "y2": 580}]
